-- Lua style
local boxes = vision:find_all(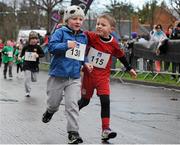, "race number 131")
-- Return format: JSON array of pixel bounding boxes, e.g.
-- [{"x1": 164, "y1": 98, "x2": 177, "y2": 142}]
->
[{"x1": 65, "y1": 41, "x2": 86, "y2": 61}]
